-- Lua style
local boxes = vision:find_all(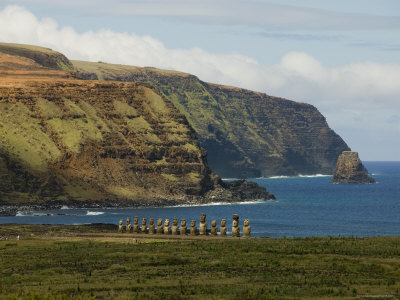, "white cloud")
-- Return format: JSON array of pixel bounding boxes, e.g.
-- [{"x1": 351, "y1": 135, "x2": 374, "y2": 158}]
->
[{"x1": 1, "y1": 5, "x2": 399, "y2": 160}]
